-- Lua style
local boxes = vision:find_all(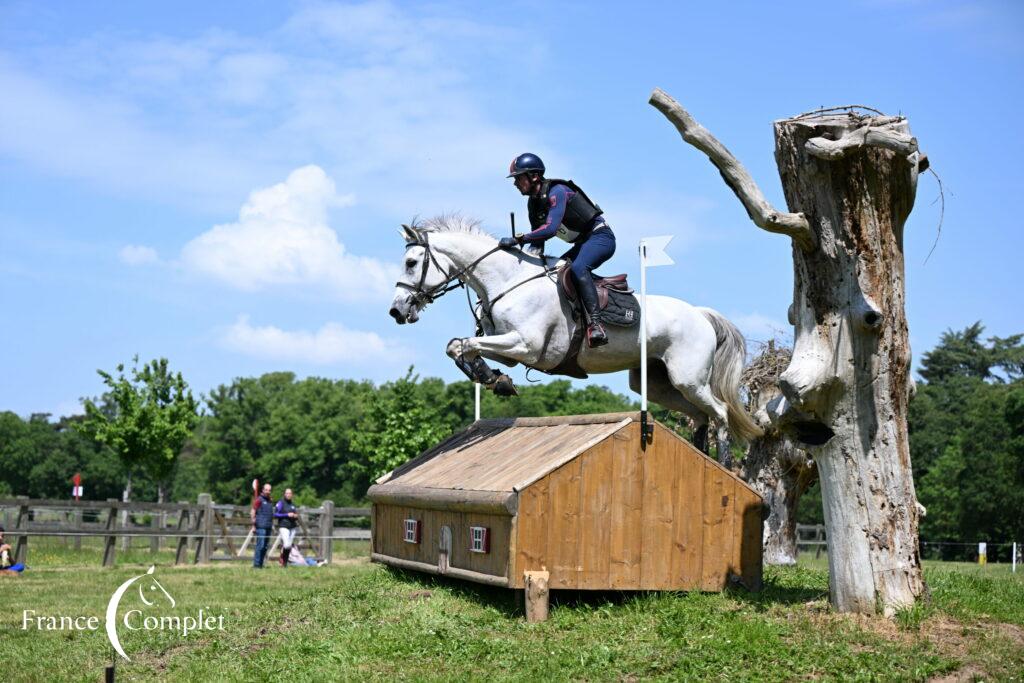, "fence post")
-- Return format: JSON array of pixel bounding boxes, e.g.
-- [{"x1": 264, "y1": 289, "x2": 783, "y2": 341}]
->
[
  {"x1": 13, "y1": 496, "x2": 29, "y2": 565},
  {"x1": 74, "y1": 508, "x2": 83, "y2": 551},
  {"x1": 121, "y1": 502, "x2": 131, "y2": 553},
  {"x1": 151, "y1": 511, "x2": 161, "y2": 554},
  {"x1": 194, "y1": 494, "x2": 213, "y2": 564},
  {"x1": 103, "y1": 499, "x2": 119, "y2": 568},
  {"x1": 320, "y1": 500, "x2": 334, "y2": 564},
  {"x1": 174, "y1": 502, "x2": 190, "y2": 565}
]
